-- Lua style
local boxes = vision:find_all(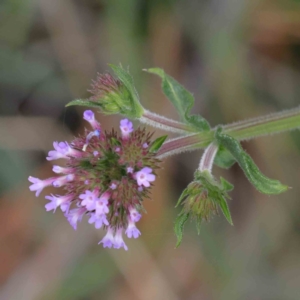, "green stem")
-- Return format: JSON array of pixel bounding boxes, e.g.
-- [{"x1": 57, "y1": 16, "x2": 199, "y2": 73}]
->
[
  {"x1": 158, "y1": 106, "x2": 300, "y2": 158},
  {"x1": 225, "y1": 106, "x2": 300, "y2": 140},
  {"x1": 140, "y1": 109, "x2": 193, "y2": 134}
]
